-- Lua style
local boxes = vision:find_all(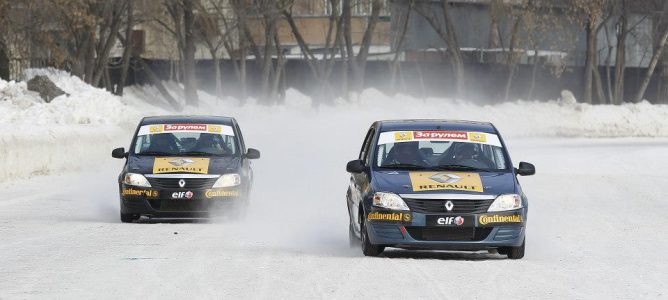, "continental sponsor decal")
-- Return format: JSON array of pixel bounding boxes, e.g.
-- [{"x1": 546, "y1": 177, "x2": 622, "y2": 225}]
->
[
  {"x1": 204, "y1": 189, "x2": 241, "y2": 198},
  {"x1": 122, "y1": 188, "x2": 158, "y2": 198},
  {"x1": 394, "y1": 131, "x2": 413, "y2": 141},
  {"x1": 367, "y1": 211, "x2": 411, "y2": 222},
  {"x1": 164, "y1": 124, "x2": 207, "y2": 131},
  {"x1": 153, "y1": 157, "x2": 210, "y2": 174},
  {"x1": 468, "y1": 132, "x2": 487, "y2": 143},
  {"x1": 414, "y1": 131, "x2": 468, "y2": 140},
  {"x1": 479, "y1": 214, "x2": 523, "y2": 225},
  {"x1": 409, "y1": 172, "x2": 484, "y2": 192}
]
